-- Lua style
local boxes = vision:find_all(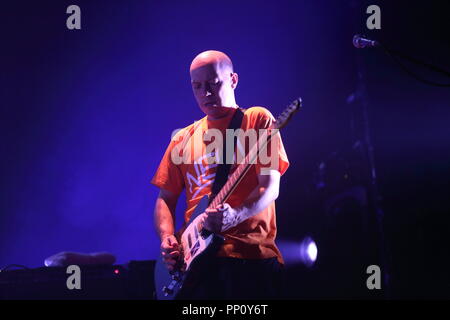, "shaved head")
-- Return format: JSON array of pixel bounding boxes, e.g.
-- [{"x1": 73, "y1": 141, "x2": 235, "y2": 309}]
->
[
  {"x1": 190, "y1": 50, "x2": 234, "y2": 74},
  {"x1": 189, "y1": 50, "x2": 239, "y2": 120}
]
